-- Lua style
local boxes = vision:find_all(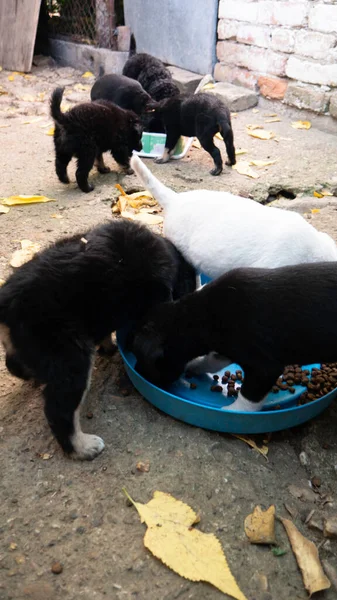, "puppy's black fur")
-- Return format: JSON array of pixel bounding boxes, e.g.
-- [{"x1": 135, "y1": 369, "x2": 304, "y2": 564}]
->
[
  {"x1": 50, "y1": 87, "x2": 143, "y2": 193},
  {"x1": 131, "y1": 262, "x2": 337, "y2": 408},
  {"x1": 90, "y1": 74, "x2": 157, "y2": 116},
  {"x1": 155, "y1": 93, "x2": 236, "y2": 175},
  {"x1": 0, "y1": 220, "x2": 196, "y2": 459},
  {"x1": 123, "y1": 36, "x2": 179, "y2": 132}
]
